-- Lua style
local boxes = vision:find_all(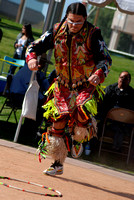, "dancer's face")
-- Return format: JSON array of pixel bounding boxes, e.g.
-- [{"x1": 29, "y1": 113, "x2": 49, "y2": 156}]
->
[{"x1": 67, "y1": 13, "x2": 86, "y2": 34}]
